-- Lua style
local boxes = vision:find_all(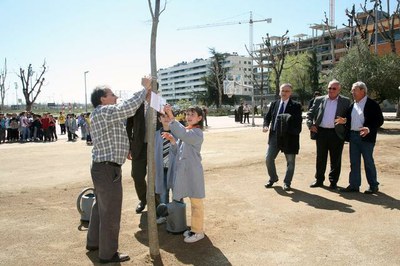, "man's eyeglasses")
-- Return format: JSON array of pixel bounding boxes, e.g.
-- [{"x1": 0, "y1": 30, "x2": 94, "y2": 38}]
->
[{"x1": 328, "y1": 87, "x2": 338, "y2": 90}]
